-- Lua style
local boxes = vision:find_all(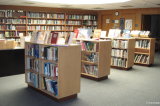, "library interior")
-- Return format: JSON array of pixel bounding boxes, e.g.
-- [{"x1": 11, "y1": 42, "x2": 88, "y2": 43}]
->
[{"x1": 0, "y1": 0, "x2": 160, "y2": 106}]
